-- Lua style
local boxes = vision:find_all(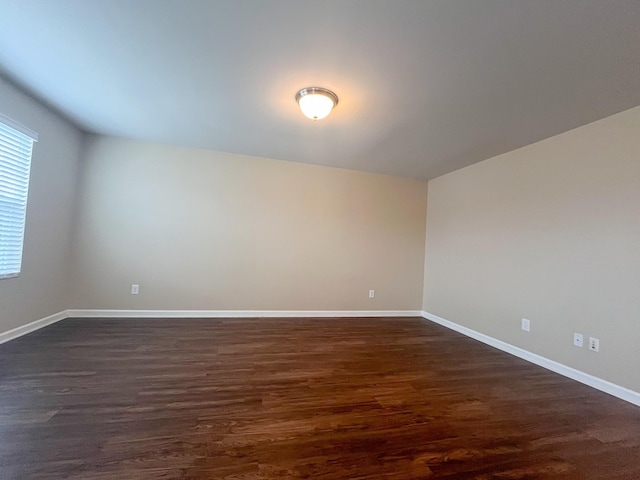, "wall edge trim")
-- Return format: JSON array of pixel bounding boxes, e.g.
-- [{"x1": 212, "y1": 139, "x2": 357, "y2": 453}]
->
[
  {"x1": 65, "y1": 309, "x2": 423, "y2": 319},
  {"x1": 0, "y1": 311, "x2": 68, "y2": 345},
  {"x1": 0, "y1": 309, "x2": 421, "y2": 345},
  {"x1": 422, "y1": 310, "x2": 640, "y2": 407}
]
